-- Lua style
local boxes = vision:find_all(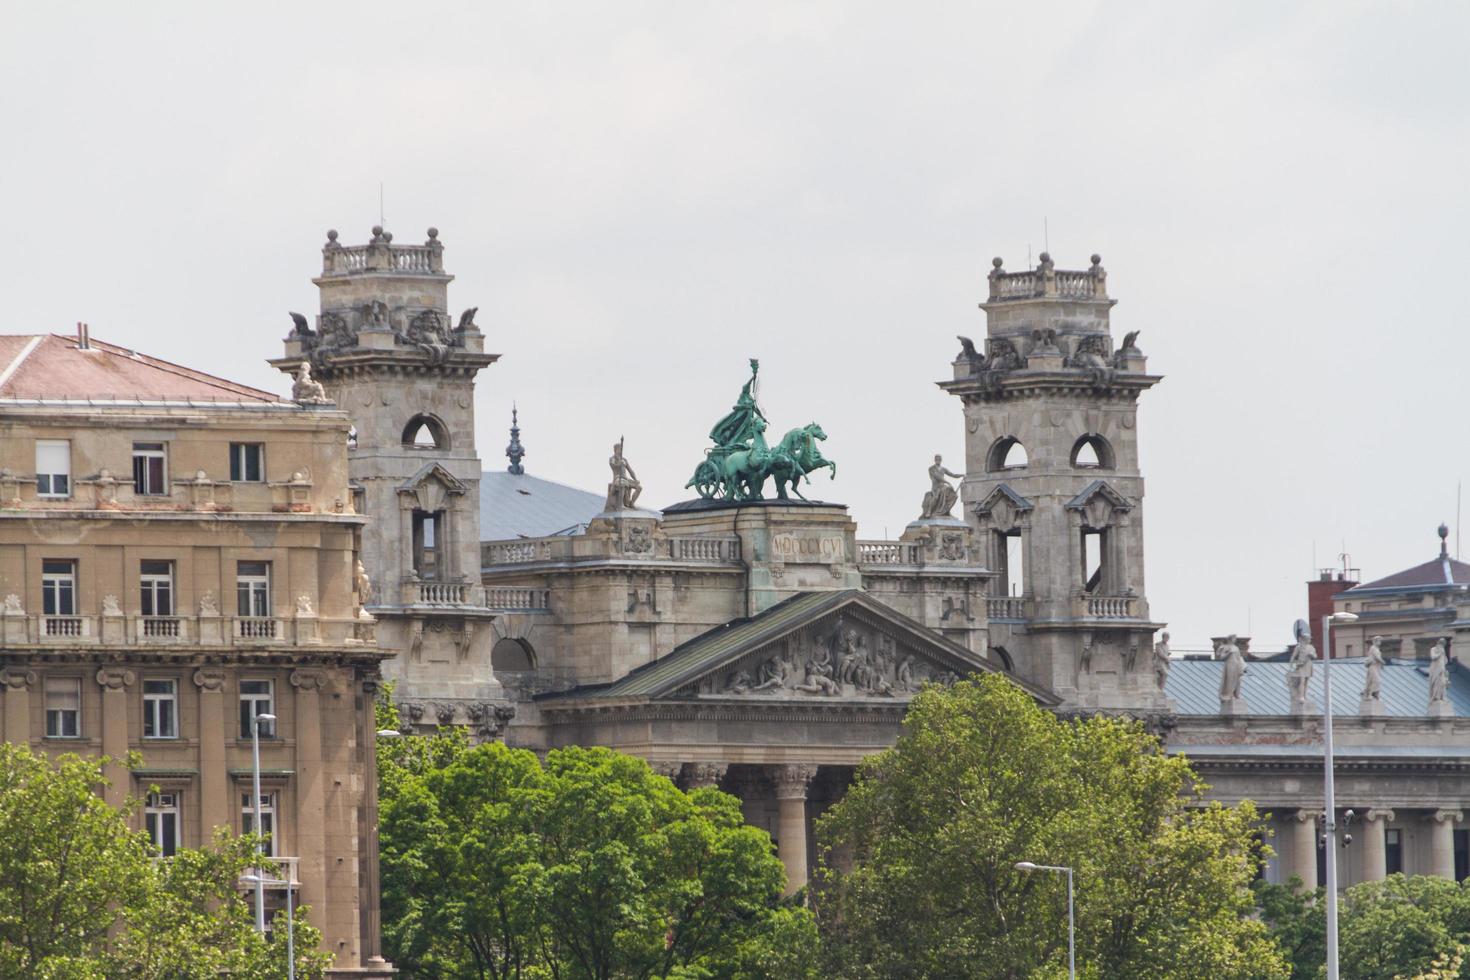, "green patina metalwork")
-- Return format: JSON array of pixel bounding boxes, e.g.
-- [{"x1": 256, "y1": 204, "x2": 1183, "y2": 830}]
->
[{"x1": 686, "y1": 359, "x2": 837, "y2": 501}]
